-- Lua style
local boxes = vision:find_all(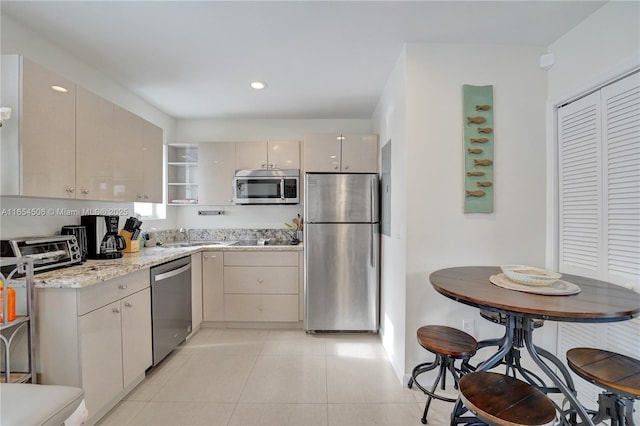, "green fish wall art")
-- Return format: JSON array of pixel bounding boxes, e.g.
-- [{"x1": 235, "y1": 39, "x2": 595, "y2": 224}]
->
[{"x1": 463, "y1": 84, "x2": 494, "y2": 213}]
